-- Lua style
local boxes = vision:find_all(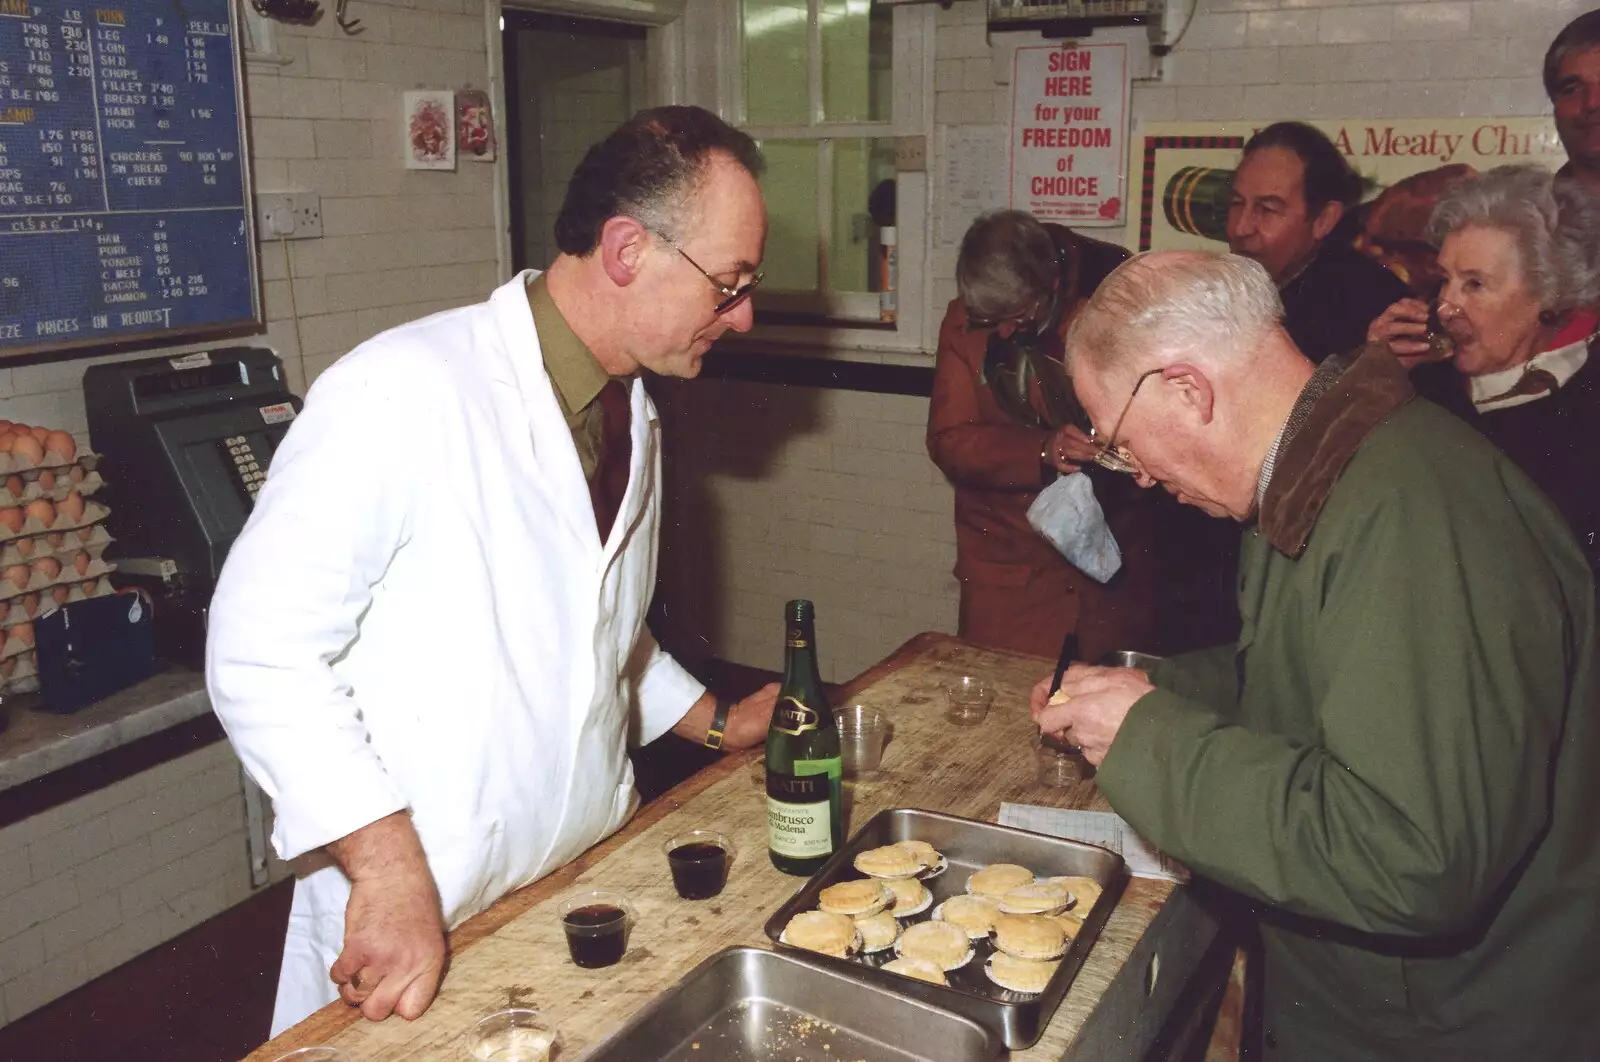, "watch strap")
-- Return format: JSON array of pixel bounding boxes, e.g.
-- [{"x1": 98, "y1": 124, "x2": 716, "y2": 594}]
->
[{"x1": 703, "y1": 697, "x2": 732, "y2": 750}]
